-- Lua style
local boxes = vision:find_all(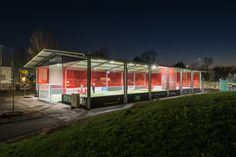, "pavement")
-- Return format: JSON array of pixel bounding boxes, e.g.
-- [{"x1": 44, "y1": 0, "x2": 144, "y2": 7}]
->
[
  {"x1": 0, "y1": 95, "x2": 134, "y2": 143},
  {"x1": 0, "y1": 93, "x2": 203, "y2": 143}
]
